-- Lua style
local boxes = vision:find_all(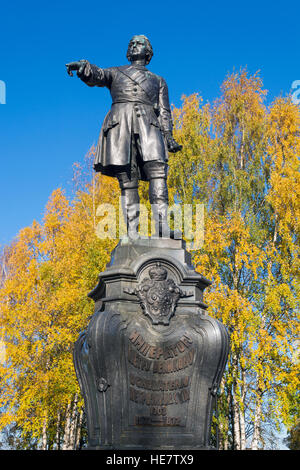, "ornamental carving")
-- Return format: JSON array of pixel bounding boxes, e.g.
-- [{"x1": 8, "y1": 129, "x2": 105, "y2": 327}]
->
[
  {"x1": 125, "y1": 263, "x2": 190, "y2": 325},
  {"x1": 97, "y1": 377, "x2": 110, "y2": 392}
]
